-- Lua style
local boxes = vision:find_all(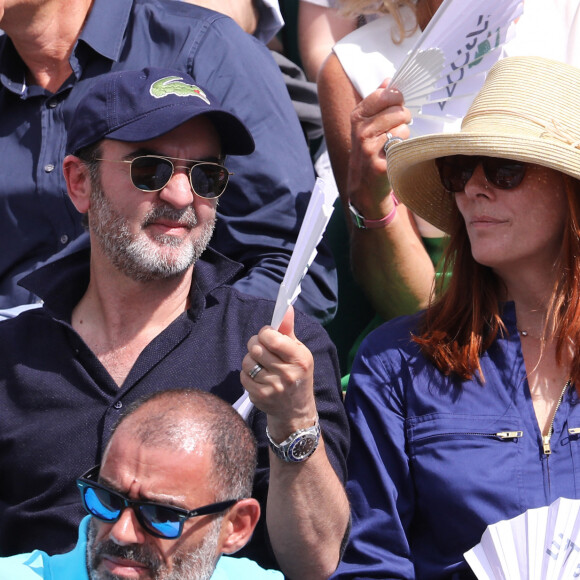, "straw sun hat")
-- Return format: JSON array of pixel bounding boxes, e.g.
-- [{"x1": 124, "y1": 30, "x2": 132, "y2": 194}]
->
[{"x1": 386, "y1": 56, "x2": 580, "y2": 234}]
